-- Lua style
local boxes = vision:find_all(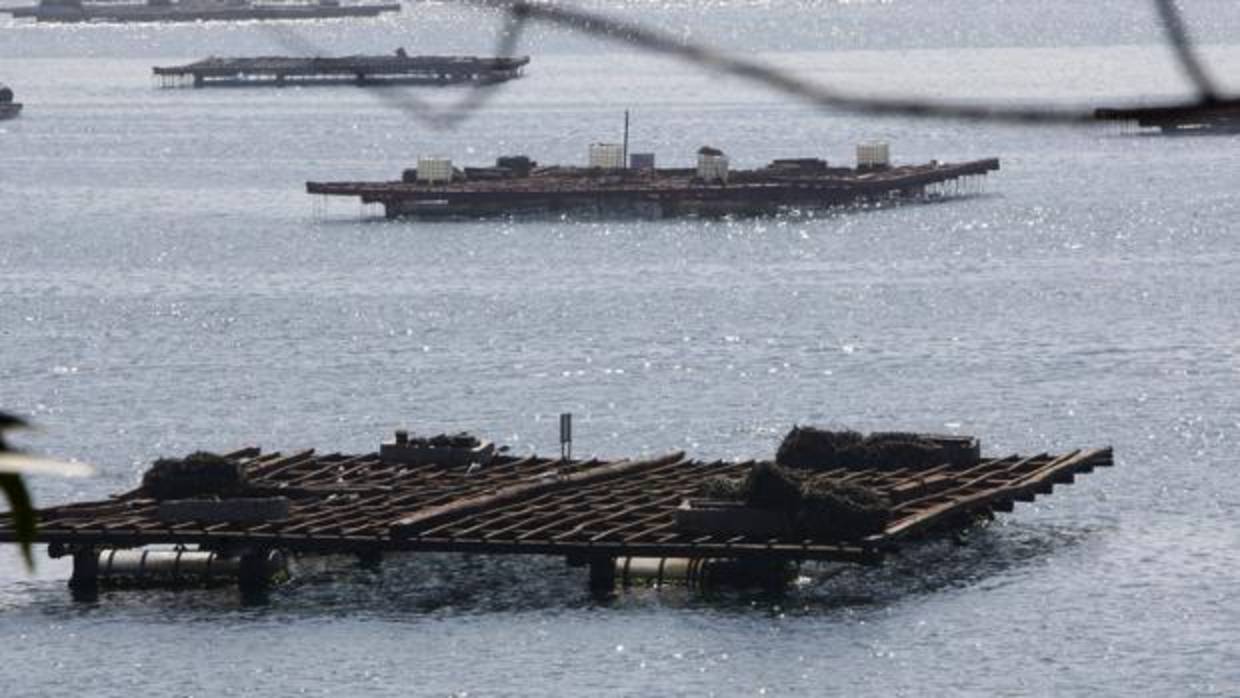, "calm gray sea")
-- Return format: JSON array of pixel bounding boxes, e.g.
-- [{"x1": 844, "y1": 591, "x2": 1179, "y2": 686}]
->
[{"x1": 2, "y1": 0, "x2": 1240, "y2": 695}]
